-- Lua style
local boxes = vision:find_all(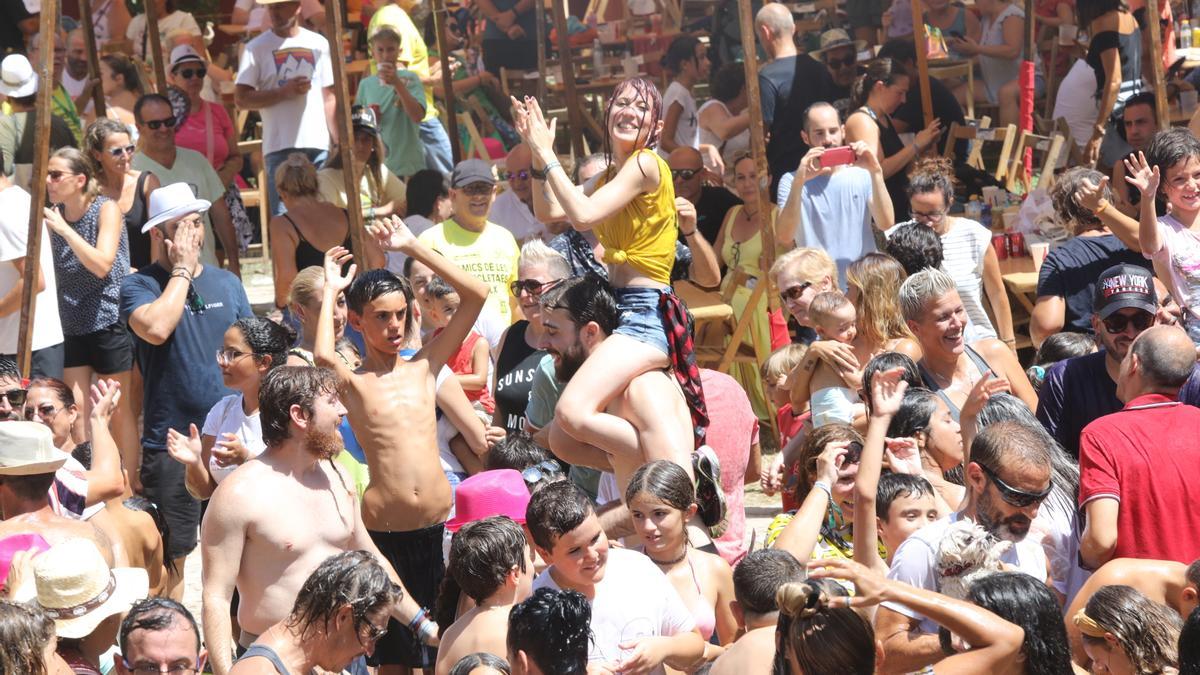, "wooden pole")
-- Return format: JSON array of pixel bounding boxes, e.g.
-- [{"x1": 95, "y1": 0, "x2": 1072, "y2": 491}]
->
[
  {"x1": 1144, "y1": 0, "x2": 1169, "y2": 130},
  {"x1": 432, "y1": 0, "x2": 462, "y2": 162},
  {"x1": 143, "y1": 0, "x2": 168, "y2": 93},
  {"x1": 16, "y1": 0, "x2": 59, "y2": 379},
  {"x1": 736, "y1": 0, "x2": 774, "y2": 273},
  {"x1": 909, "y1": 0, "x2": 934, "y2": 127},
  {"x1": 551, "y1": 0, "x2": 586, "y2": 159},
  {"x1": 325, "y1": 0, "x2": 368, "y2": 266},
  {"x1": 78, "y1": 0, "x2": 107, "y2": 117},
  {"x1": 535, "y1": 0, "x2": 547, "y2": 102}
]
